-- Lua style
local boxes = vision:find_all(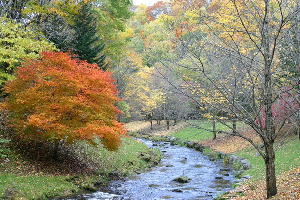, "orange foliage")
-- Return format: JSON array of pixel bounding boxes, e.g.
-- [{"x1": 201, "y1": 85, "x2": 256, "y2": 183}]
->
[
  {"x1": 175, "y1": 27, "x2": 183, "y2": 38},
  {"x1": 3, "y1": 52, "x2": 126, "y2": 150},
  {"x1": 146, "y1": 1, "x2": 169, "y2": 21},
  {"x1": 172, "y1": 0, "x2": 207, "y2": 12}
]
